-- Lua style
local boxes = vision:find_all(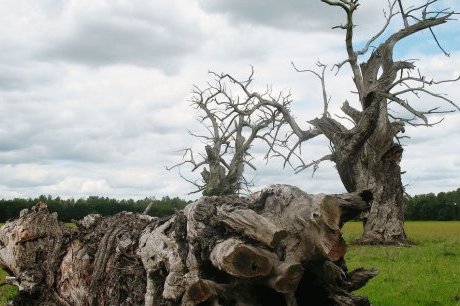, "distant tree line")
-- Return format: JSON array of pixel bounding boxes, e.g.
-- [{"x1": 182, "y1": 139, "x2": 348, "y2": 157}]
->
[
  {"x1": 1, "y1": 188, "x2": 459, "y2": 223},
  {"x1": 405, "y1": 188, "x2": 460, "y2": 221},
  {"x1": 0, "y1": 195, "x2": 188, "y2": 223}
]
